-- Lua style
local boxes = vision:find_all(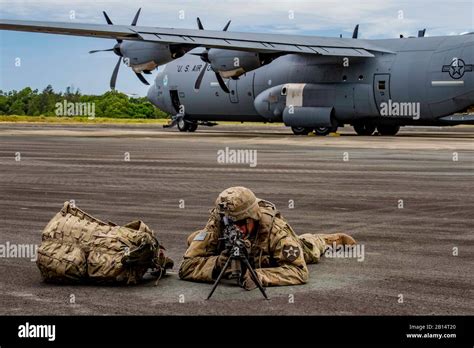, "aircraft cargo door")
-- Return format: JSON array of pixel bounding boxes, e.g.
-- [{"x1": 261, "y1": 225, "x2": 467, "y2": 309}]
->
[
  {"x1": 373, "y1": 74, "x2": 391, "y2": 114},
  {"x1": 228, "y1": 79, "x2": 239, "y2": 103}
]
